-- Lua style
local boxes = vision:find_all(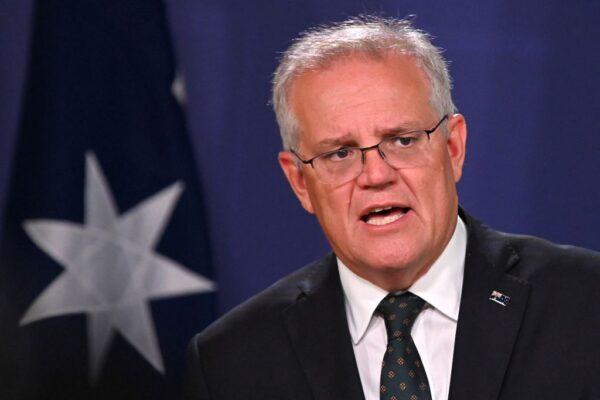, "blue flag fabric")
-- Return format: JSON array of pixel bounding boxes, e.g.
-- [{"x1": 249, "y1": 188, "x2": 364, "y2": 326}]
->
[{"x1": 0, "y1": 1, "x2": 215, "y2": 399}]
